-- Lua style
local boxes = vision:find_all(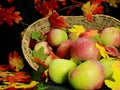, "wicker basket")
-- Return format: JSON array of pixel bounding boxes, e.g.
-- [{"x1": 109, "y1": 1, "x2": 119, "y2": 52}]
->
[{"x1": 22, "y1": 14, "x2": 120, "y2": 71}]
